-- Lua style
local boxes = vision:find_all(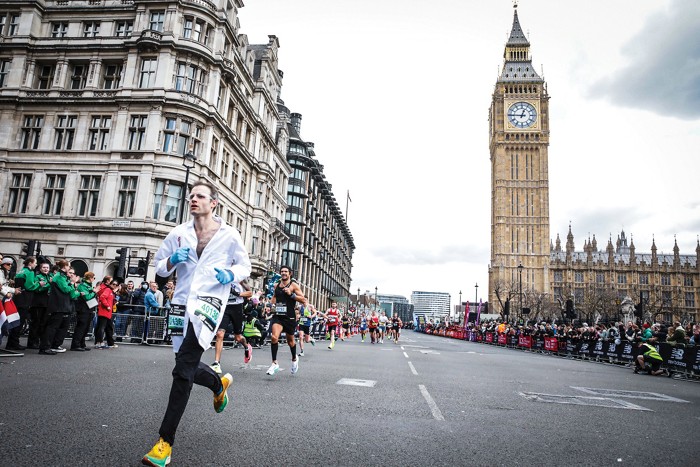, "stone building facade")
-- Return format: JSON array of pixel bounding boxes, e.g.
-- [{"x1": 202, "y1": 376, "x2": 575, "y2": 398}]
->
[{"x1": 0, "y1": 0, "x2": 353, "y2": 300}]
